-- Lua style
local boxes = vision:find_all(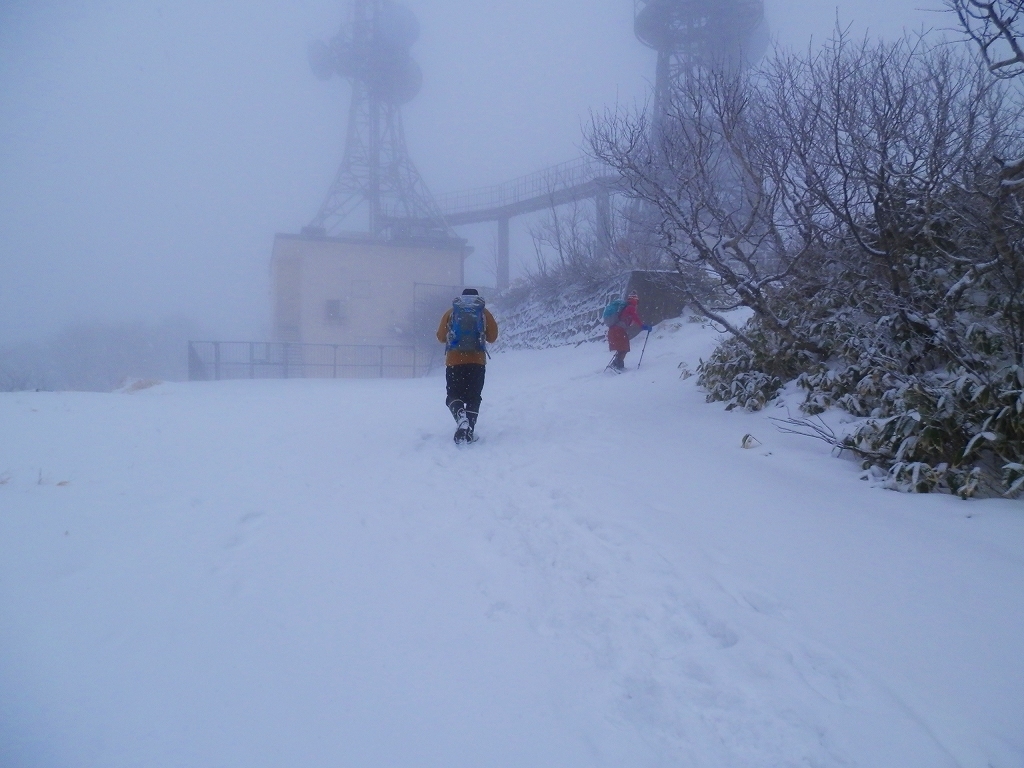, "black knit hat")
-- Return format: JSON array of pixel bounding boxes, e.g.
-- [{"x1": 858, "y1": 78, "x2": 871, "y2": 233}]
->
[{"x1": 461, "y1": 288, "x2": 479, "y2": 296}]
